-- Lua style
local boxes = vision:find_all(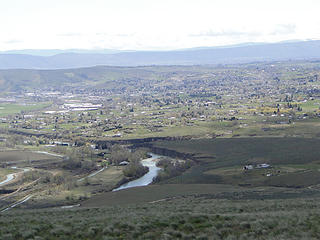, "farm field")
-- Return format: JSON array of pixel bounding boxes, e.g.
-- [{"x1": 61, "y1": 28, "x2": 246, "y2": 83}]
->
[
  {"x1": 0, "y1": 102, "x2": 51, "y2": 117},
  {"x1": 81, "y1": 183, "x2": 320, "y2": 207},
  {"x1": 0, "y1": 150, "x2": 59, "y2": 165},
  {"x1": 151, "y1": 137, "x2": 320, "y2": 187}
]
